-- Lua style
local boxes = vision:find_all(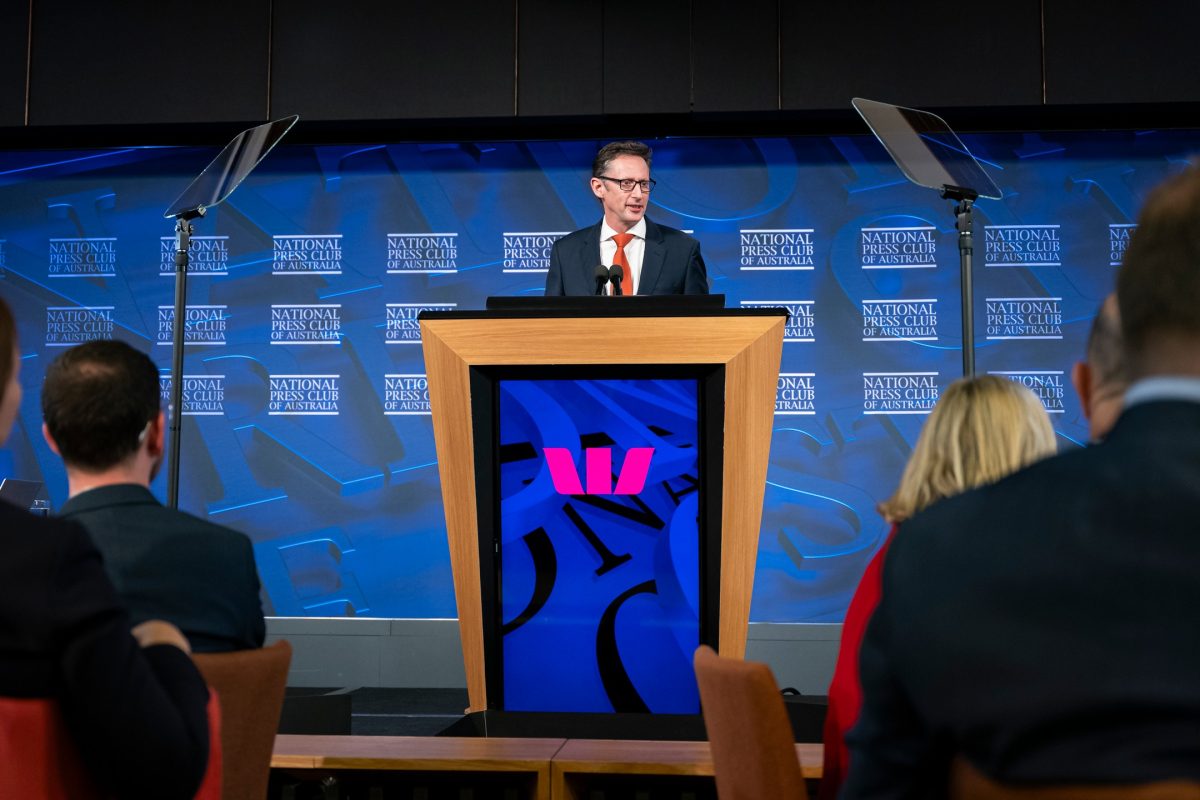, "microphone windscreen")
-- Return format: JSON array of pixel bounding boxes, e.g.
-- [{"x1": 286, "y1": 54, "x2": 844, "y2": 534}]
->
[
  {"x1": 594, "y1": 264, "x2": 611, "y2": 281},
  {"x1": 609, "y1": 263, "x2": 624, "y2": 281}
]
